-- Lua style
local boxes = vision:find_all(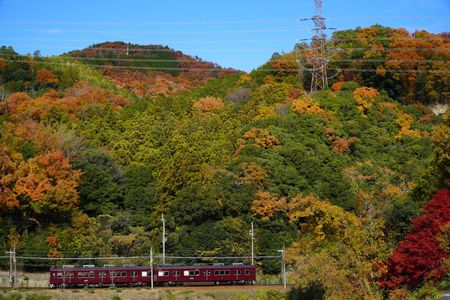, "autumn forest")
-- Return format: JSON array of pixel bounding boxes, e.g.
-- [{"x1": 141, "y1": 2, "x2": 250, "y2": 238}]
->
[{"x1": 0, "y1": 25, "x2": 449, "y2": 299}]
